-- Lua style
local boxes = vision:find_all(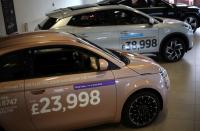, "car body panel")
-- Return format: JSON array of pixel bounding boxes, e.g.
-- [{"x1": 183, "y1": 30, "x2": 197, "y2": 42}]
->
[
  {"x1": 0, "y1": 31, "x2": 169, "y2": 131},
  {"x1": 0, "y1": 80, "x2": 35, "y2": 131},
  {"x1": 116, "y1": 24, "x2": 159, "y2": 53},
  {"x1": 113, "y1": 70, "x2": 169, "y2": 122},
  {"x1": 41, "y1": 5, "x2": 193, "y2": 56},
  {"x1": 25, "y1": 71, "x2": 116, "y2": 130},
  {"x1": 67, "y1": 26, "x2": 120, "y2": 50}
]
